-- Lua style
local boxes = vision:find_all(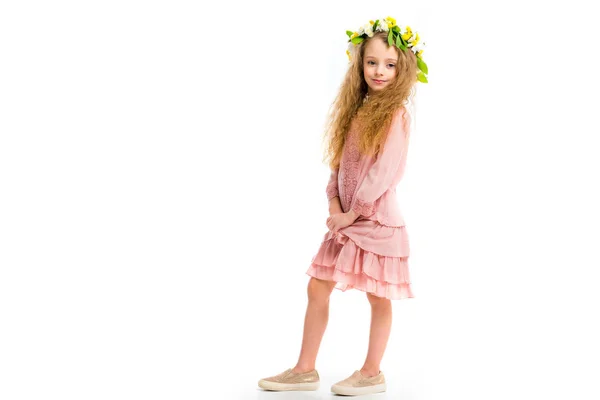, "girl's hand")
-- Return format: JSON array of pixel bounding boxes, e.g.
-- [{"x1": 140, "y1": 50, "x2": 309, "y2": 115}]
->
[{"x1": 326, "y1": 212, "x2": 355, "y2": 234}]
